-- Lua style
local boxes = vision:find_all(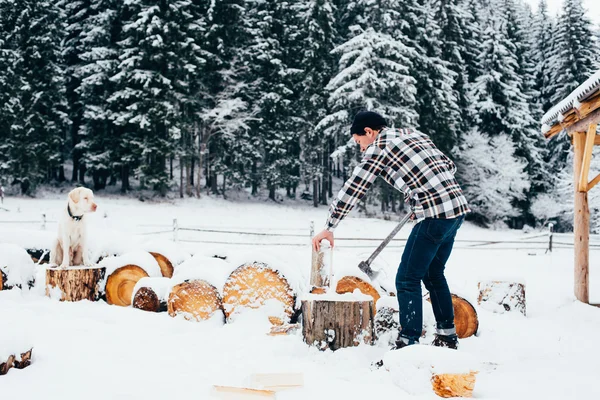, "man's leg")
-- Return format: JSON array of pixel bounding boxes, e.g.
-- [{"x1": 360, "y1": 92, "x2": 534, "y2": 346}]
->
[
  {"x1": 423, "y1": 216, "x2": 464, "y2": 346},
  {"x1": 395, "y1": 221, "x2": 441, "y2": 344}
]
